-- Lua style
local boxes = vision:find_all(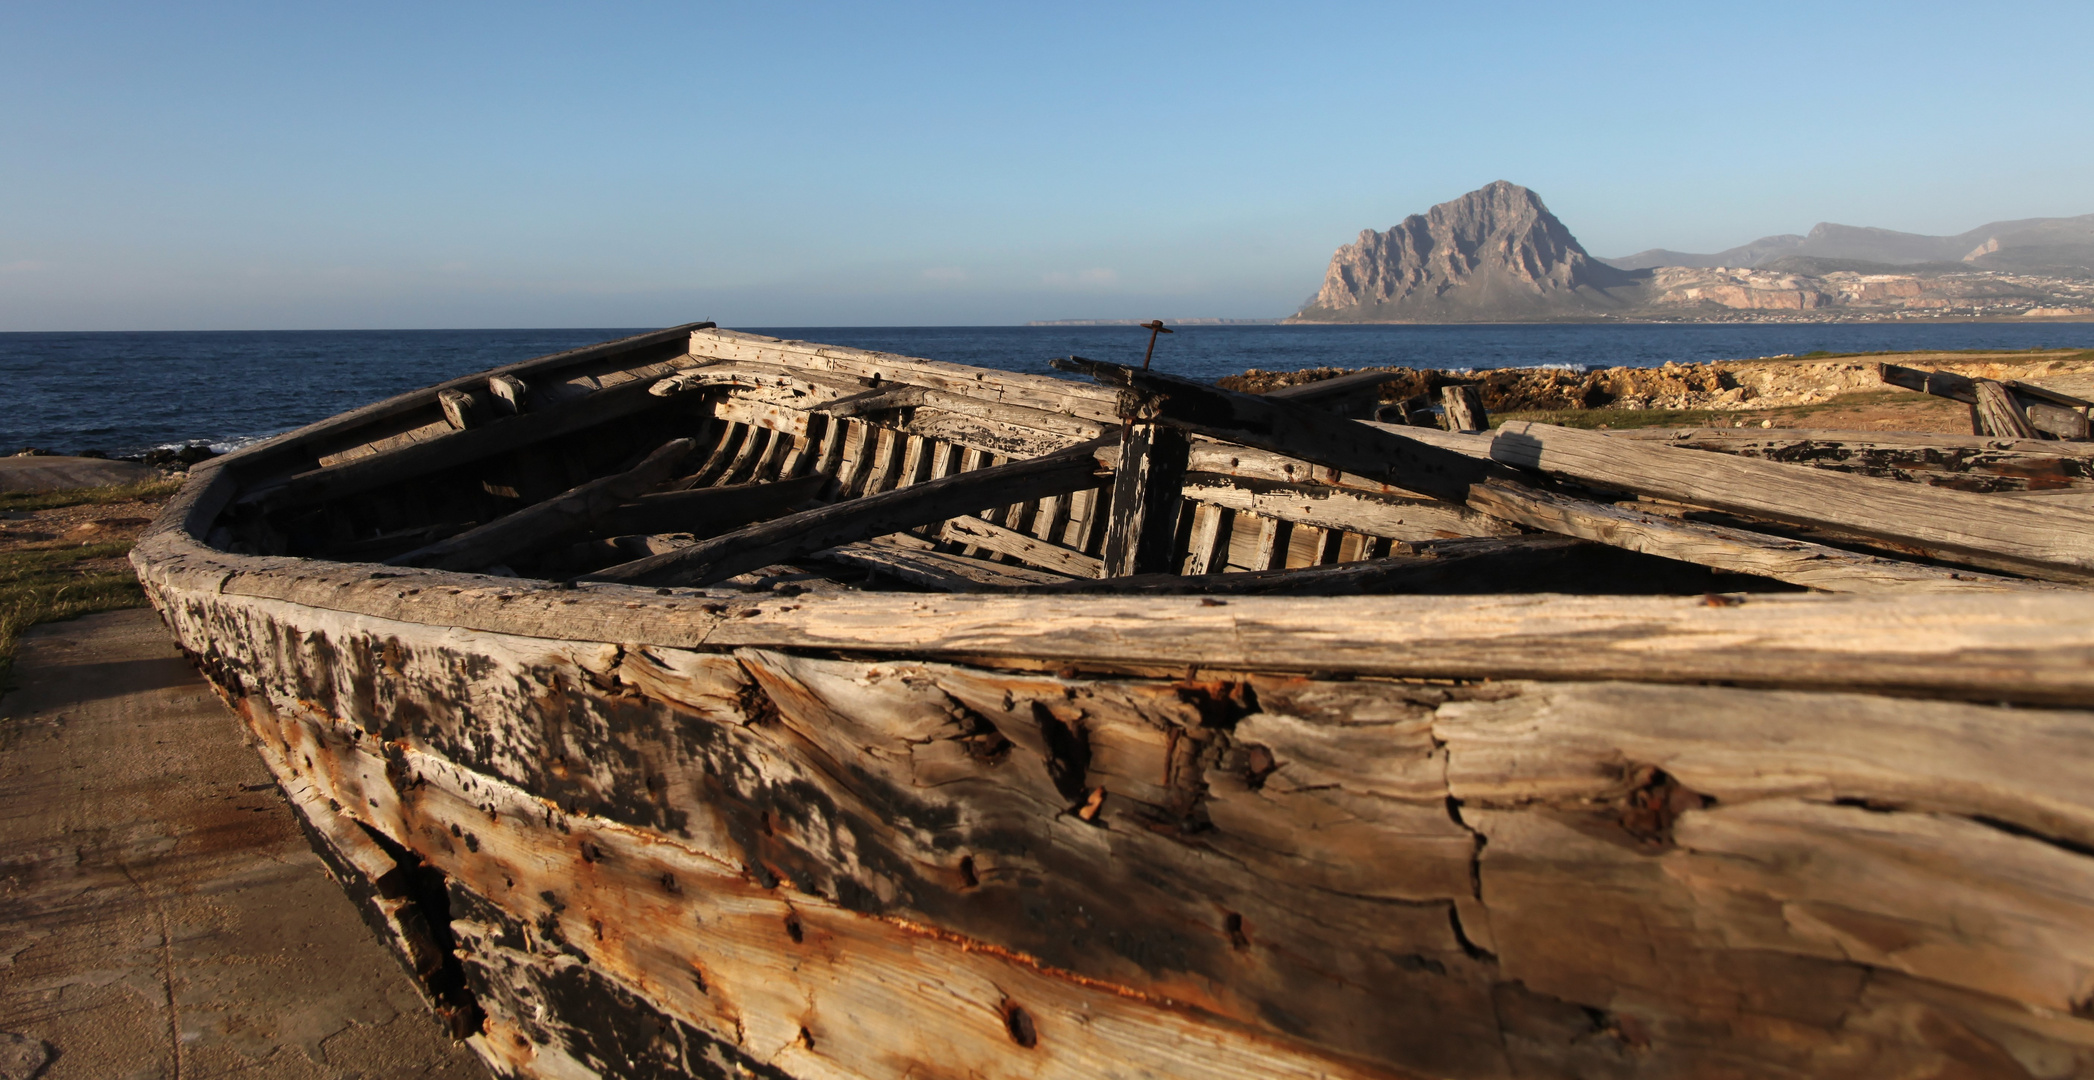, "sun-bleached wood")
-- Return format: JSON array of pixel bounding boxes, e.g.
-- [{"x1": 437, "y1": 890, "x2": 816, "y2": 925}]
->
[
  {"x1": 1464, "y1": 481, "x2": 2046, "y2": 593},
  {"x1": 1101, "y1": 421, "x2": 1191, "y2": 576},
  {"x1": 1491, "y1": 420, "x2": 2094, "y2": 580},
  {"x1": 1056, "y1": 356, "x2": 1502, "y2": 505},
  {"x1": 1184, "y1": 472, "x2": 1517, "y2": 541},
  {"x1": 142, "y1": 564, "x2": 2094, "y2": 1078},
  {"x1": 595, "y1": 474, "x2": 826, "y2": 538},
  {"x1": 128, "y1": 324, "x2": 2094, "y2": 1080},
  {"x1": 939, "y1": 514, "x2": 1105, "y2": 578},
  {"x1": 1441, "y1": 383, "x2": 1486, "y2": 432},
  {"x1": 487, "y1": 374, "x2": 528, "y2": 415},
  {"x1": 583, "y1": 439, "x2": 1111, "y2": 588},
  {"x1": 1975, "y1": 378, "x2": 2043, "y2": 439},
  {"x1": 822, "y1": 536, "x2": 1073, "y2": 590}
]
